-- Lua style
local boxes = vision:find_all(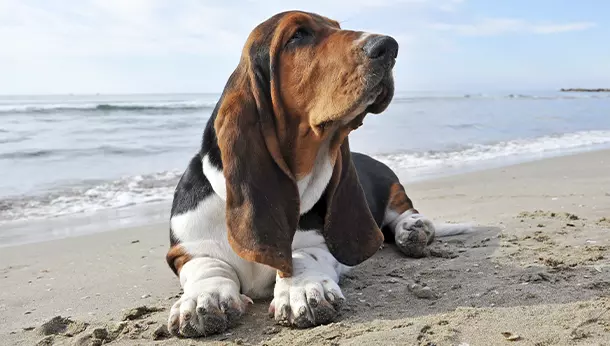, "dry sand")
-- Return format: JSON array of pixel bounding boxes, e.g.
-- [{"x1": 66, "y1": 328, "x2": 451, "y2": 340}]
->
[{"x1": 1, "y1": 149, "x2": 609, "y2": 346}]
